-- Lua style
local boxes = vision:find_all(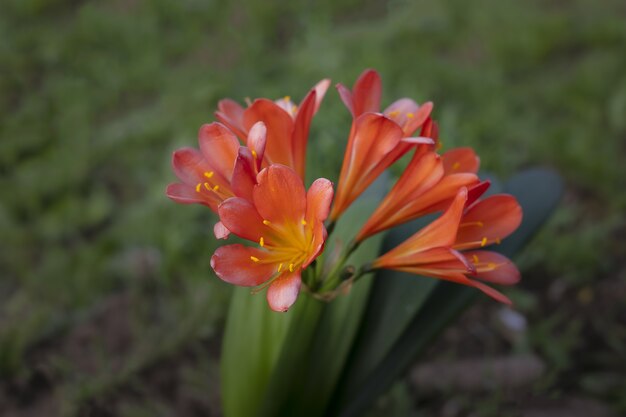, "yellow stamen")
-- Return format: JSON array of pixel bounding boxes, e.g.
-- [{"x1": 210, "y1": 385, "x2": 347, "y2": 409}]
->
[
  {"x1": 204, "y1": 171, "x2": 214, "y2": 179},
  {"x1": 250, "y1": 256, "x2": 259, "y2": 262},
  {"x1": 263, "y1": 220, "x2": 271, "y2": 226},
  {"x1": 284, "y1": 95, "x2": 291, "y2": 101},
  {"x1": 259, "y1": 237, "x2": 264, "y2": 247},
  {"x1": 213, "y1": 185, "x2": 219, "y2": 191},
  {"x1": 406, "y1": 112, "x2": 414, "y2": 118},
  {"x1": 472, "y1": 254, "x2": 479, "y2": 264},
  {"x1": 196, "y1": 183, "x2": 202, "y2": 193},
  {"x1": 278, "y1": 263, "x2": 283, "y2": 272},
  {"x1": 481, "y1": 237, "x2": 488, "y2": 247},
  {"x1": 289, "y1": 263, "x2": 294, "y2": 272},
  {"x1": 301, "y1": 219, "x2": 307, "y2": 226},
  {"x1": 204, "y1": 182, "x2": 212, "y2": 190},
  {"x1": 487, "y1": 262, "x2": 497, "y2": 269},
  {"x1": 252, "y1": 150, "x2": 257, "y2": 159},
  {"x1": 452, "y1": 162, "x2": 461, "y2": 170},
  {"x1": 461, "y1": 221, "x2": 484, "y2": 228},
  {"x1": 388, "y1": 110, "x2": 400, "y2": 117}
]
